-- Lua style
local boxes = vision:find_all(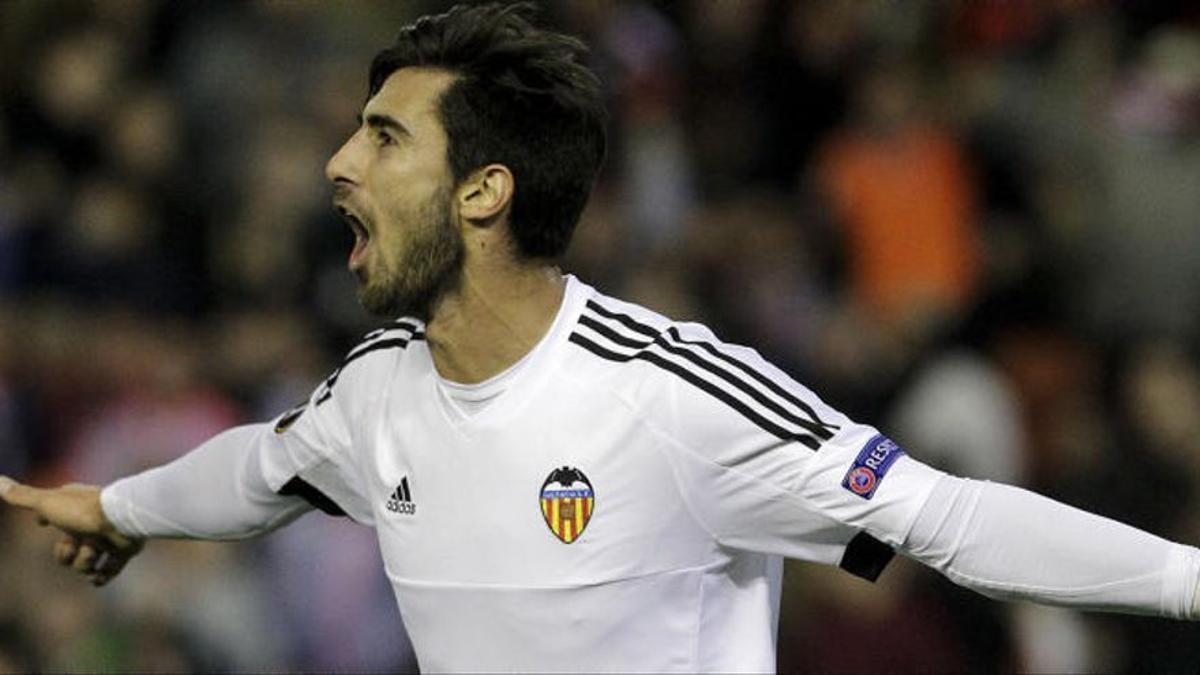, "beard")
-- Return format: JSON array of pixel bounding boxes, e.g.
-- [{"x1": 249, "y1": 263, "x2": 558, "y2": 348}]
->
[{"x1": 356, "y1": 186, "x2": 464, "y2": 321}]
